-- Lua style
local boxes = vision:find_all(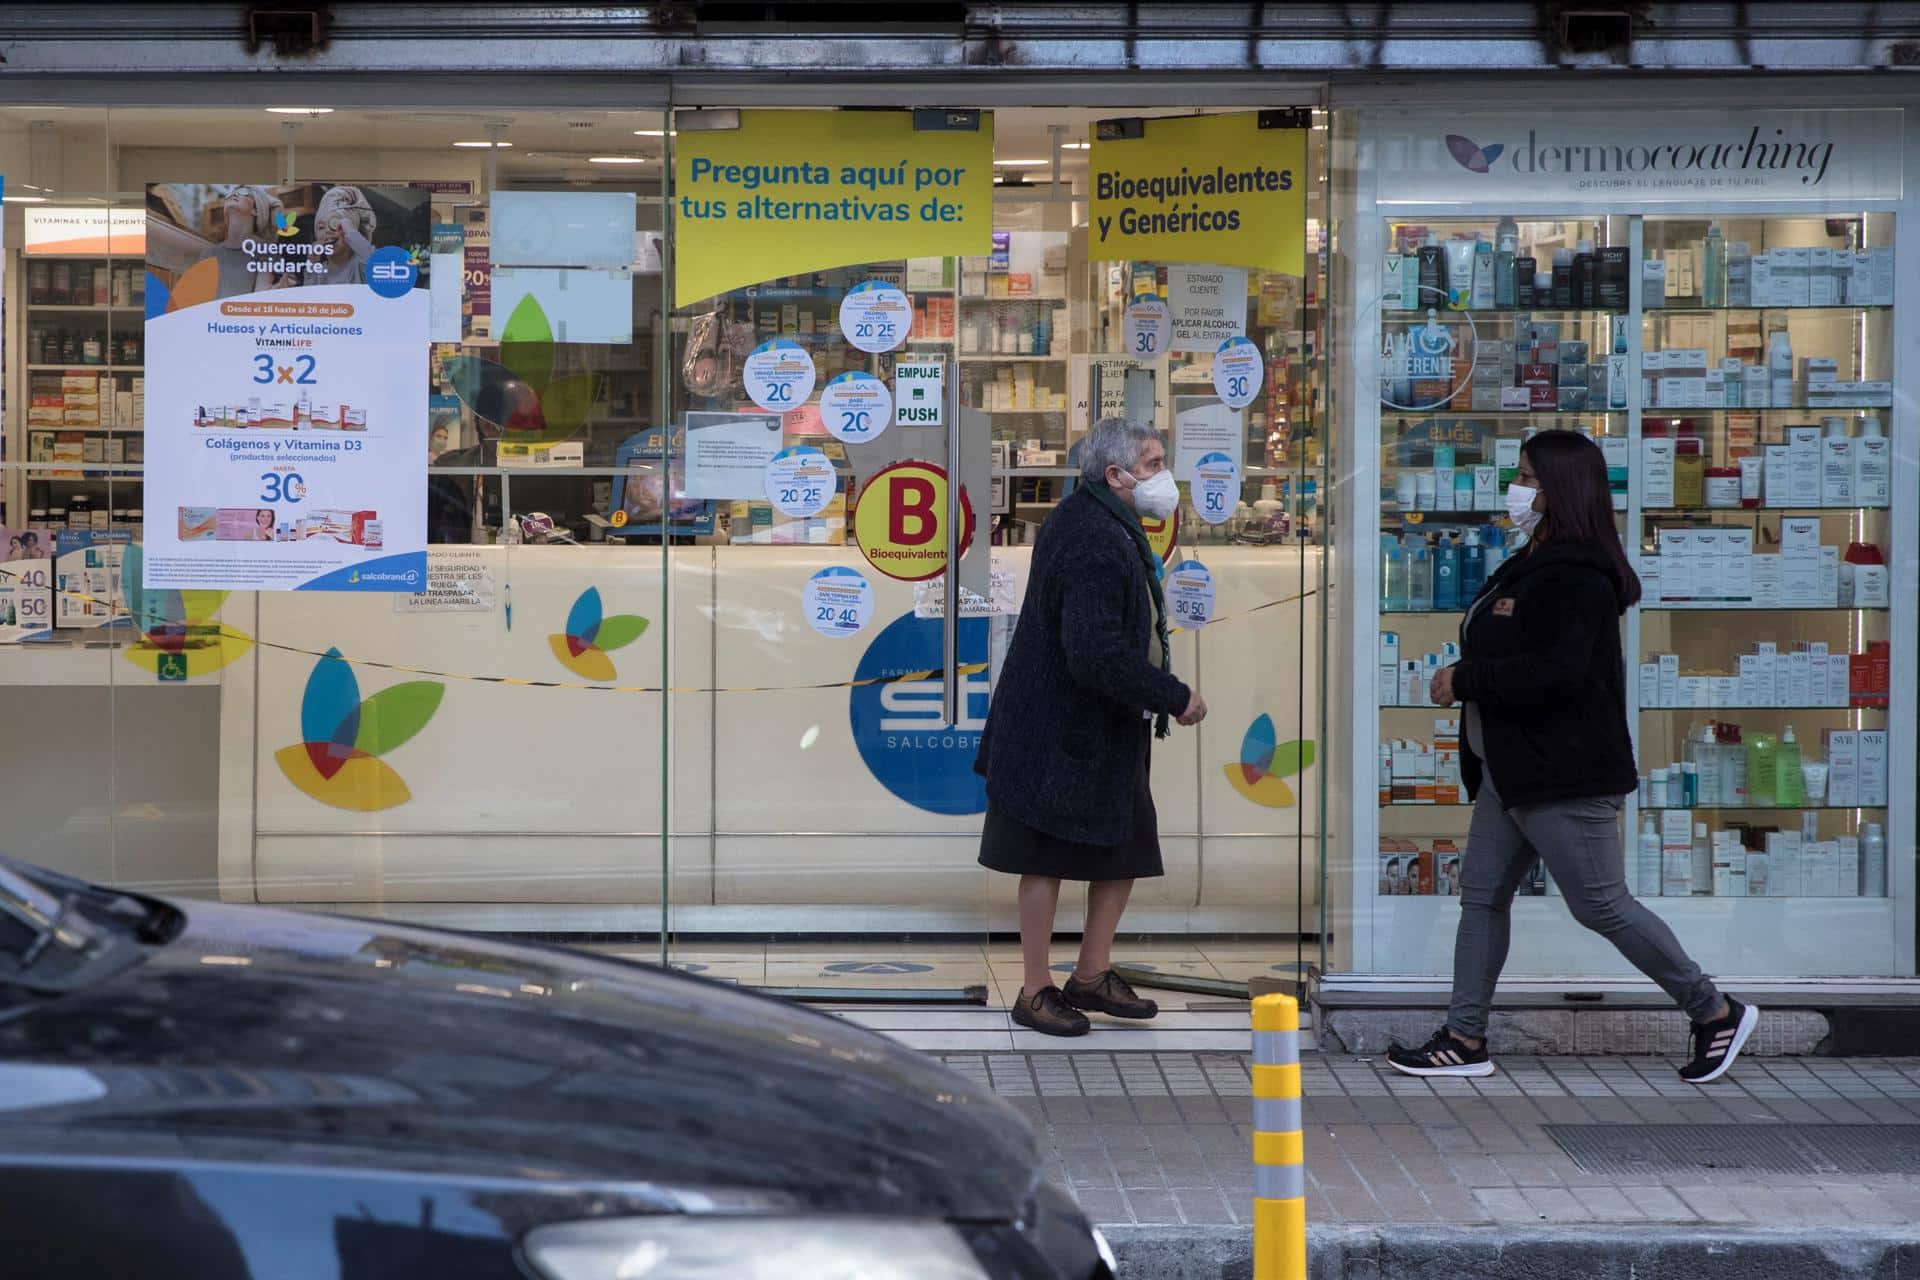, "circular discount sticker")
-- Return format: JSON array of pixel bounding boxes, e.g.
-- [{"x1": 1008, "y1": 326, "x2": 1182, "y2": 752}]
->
[
  {"x1": 764, "y1": 445, "x2": 837, "y2": 518},
  {"x1": 1191, "y1": 450, "x2": 1240, "y2": 526},
  {"x1": 1166, "y1": 559, "x2": 1216, "y2": 630},
  {"x1": 852, "y1": 459, "x2": 977, "y2": 582},
  {"x1": 1123, "y1": 294, "x2": 1171, "y2": 360},
  {"x1": 803, "y1": 566, "x2": 875, "y2": 639},
  {"x1": 1212, "y1": 335, "x2": 1265, "y2": 410},
  {"x1": 818, "y1": 370, "x2": 893, "y2": 445},
  {"x1": 839, "y1": 280, "x2": 912, "y2": 354},
  {"x1": 742, "y1": 338, "x2": 818, "y2": 414}
]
